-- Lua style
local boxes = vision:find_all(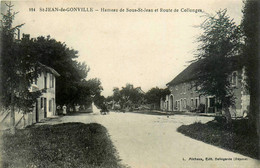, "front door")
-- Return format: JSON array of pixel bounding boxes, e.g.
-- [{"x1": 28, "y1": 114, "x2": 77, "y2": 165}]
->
[
  {"x1": 44, "y1": 98, "x2": 47, "y2": 118},
  {"x1": 209, "y1": 97, "x2": 215, "y2": 113},
  {"x1": 53, "y1": 99, "x2": 55, "y2": 115},
  {"x1": 36, "y1": 100, "x2": 39, "y2": 122},
  {"x1": 180, "y1": 100, "x2": 183, "y2": 111}
]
